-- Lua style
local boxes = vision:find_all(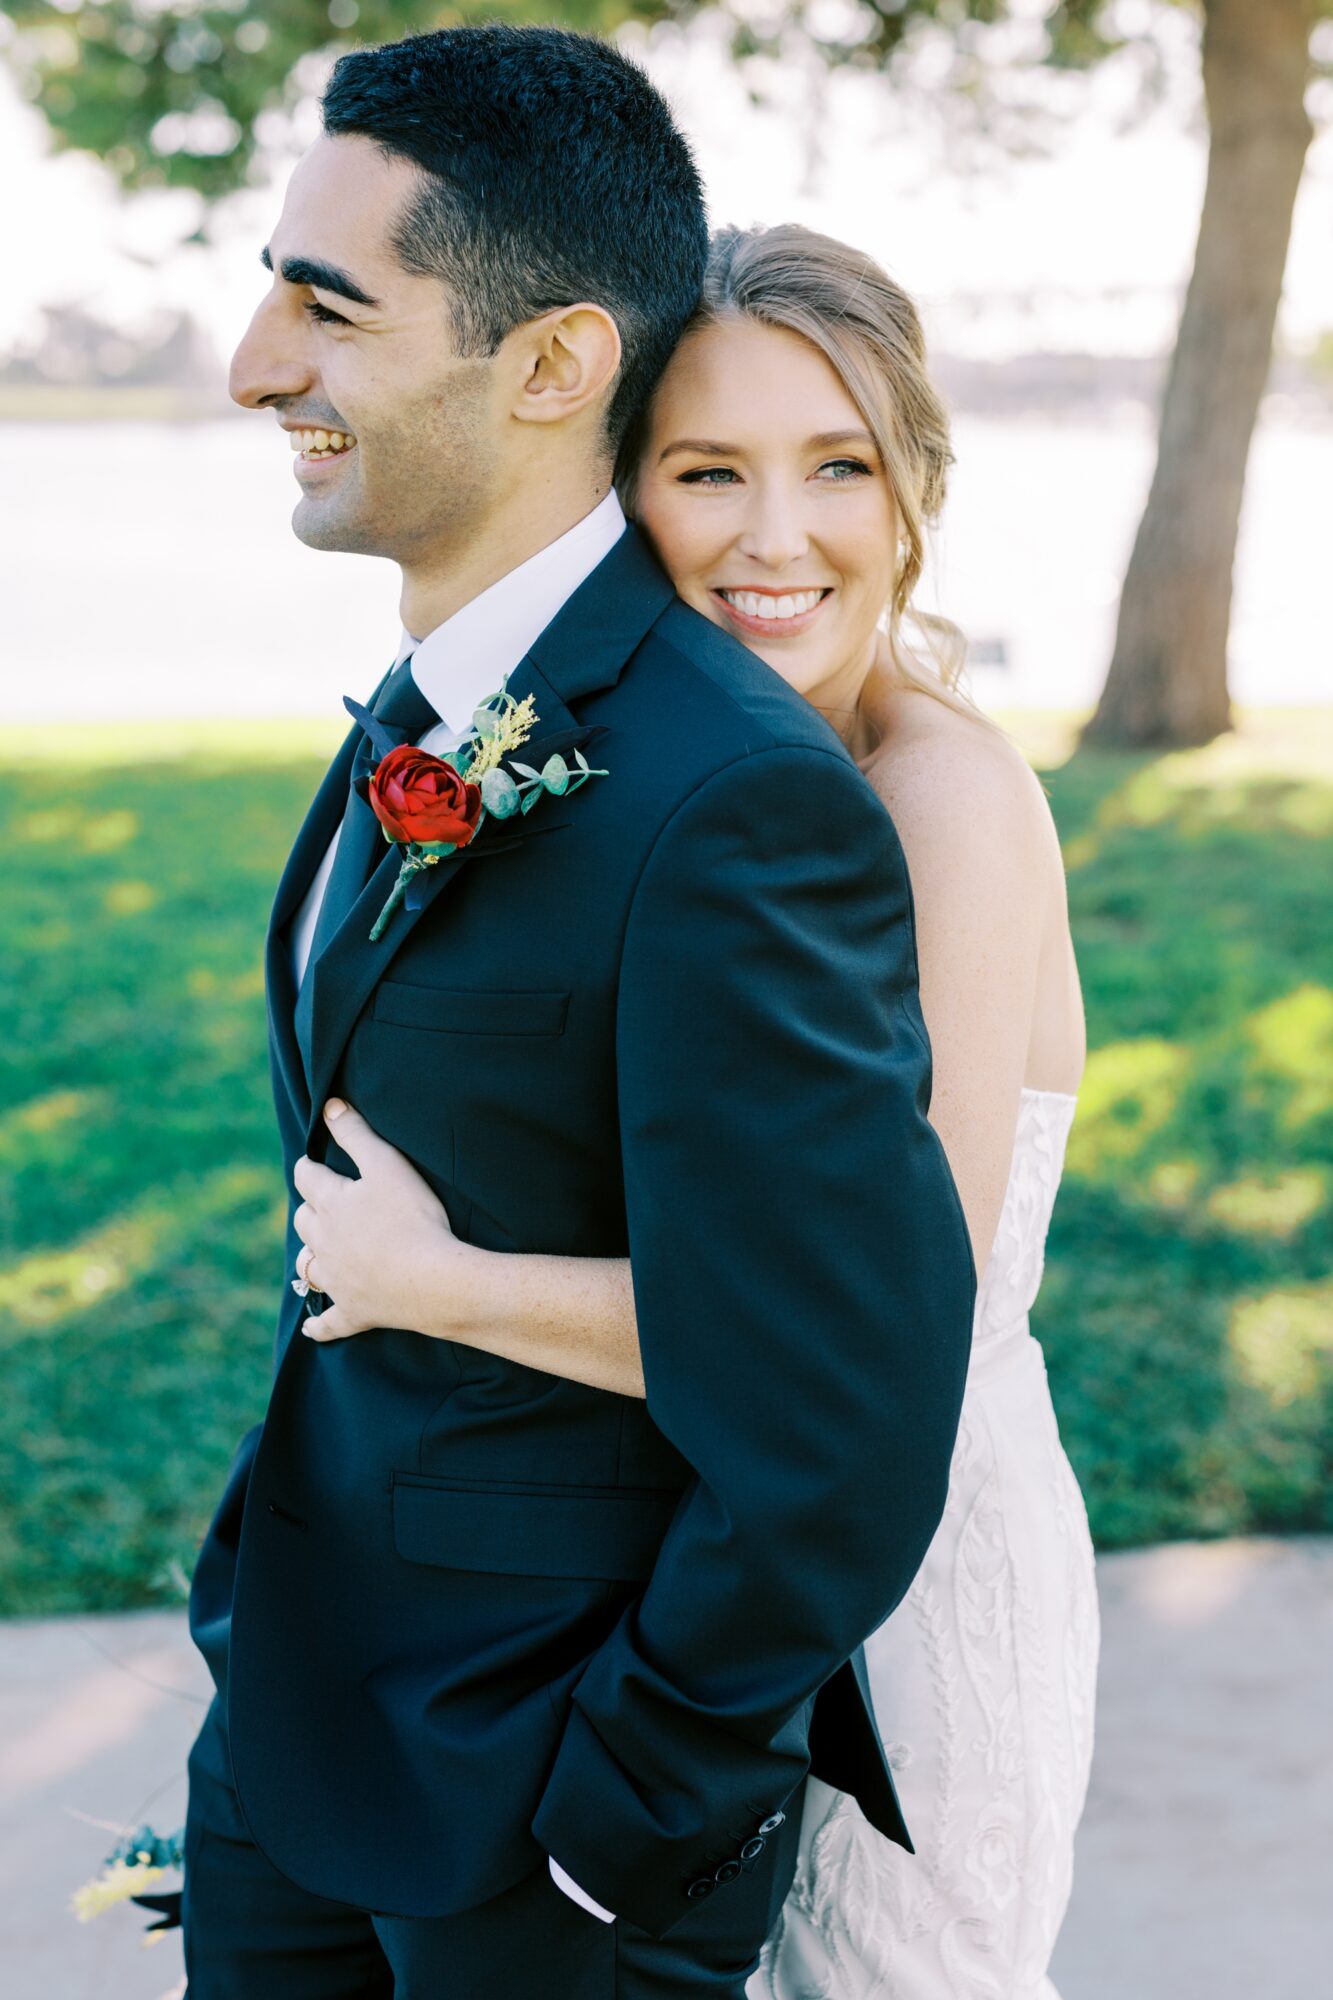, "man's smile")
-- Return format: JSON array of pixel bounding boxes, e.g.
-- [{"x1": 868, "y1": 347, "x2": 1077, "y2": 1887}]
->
[{"x1": 286, "y1": 425, "x2": 359, "y2": 467}]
